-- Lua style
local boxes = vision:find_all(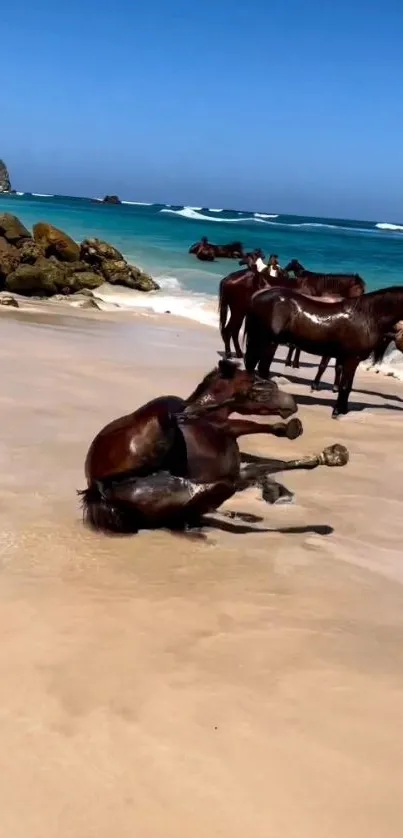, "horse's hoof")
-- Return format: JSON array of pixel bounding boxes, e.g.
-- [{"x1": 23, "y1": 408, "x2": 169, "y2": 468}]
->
[
  {"x1": 285, "y1": 418, "x2": 303, "y2": 439},
  {"x1": 319, "y1": 444, "x2": 349, "y2": 467}
]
